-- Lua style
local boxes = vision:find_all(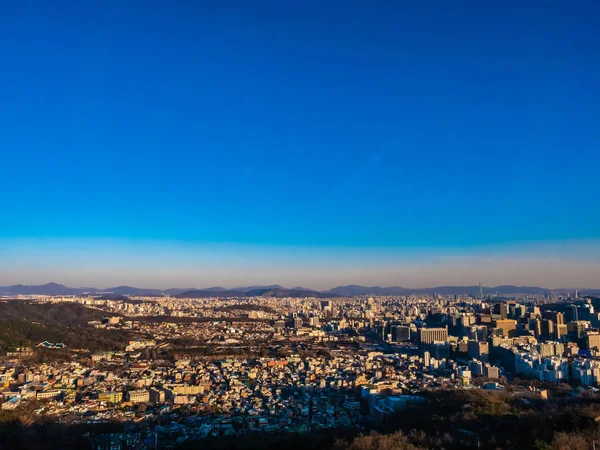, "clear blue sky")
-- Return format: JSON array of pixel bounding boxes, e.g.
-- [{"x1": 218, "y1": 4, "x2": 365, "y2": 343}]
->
[{"x1": 1, "y1": 2, "x2": 599, "y2": 288}]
